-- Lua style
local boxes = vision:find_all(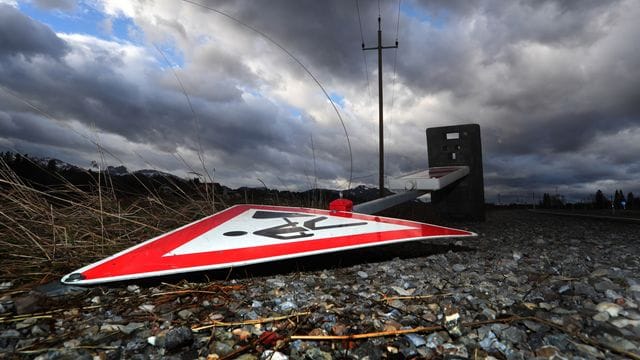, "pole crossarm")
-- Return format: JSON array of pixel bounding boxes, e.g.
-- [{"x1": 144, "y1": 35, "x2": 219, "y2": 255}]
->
[{"x1": 362, "y1": 17, "x2": 398, "y2": 199}]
